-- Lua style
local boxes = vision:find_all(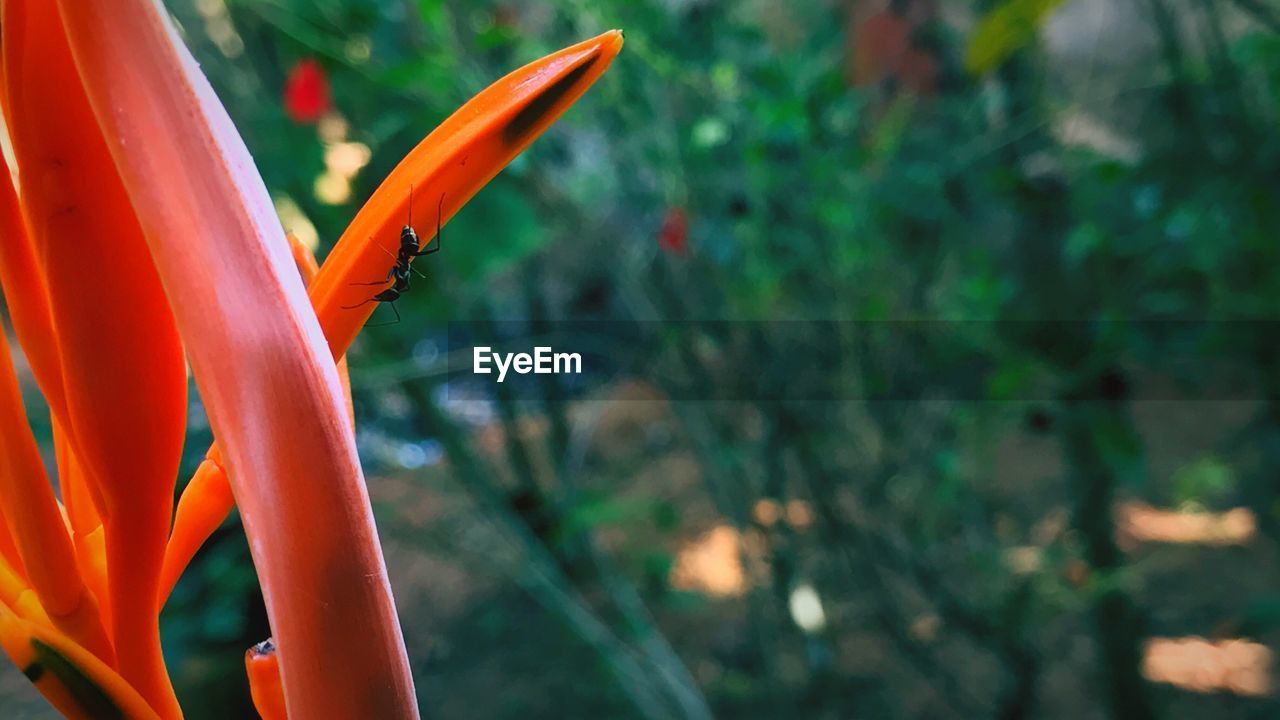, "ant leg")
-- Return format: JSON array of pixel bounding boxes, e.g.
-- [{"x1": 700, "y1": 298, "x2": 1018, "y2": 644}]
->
[
  {"x1": 415, "y1": 193, "x2": 445, "y2": 257},
  {"x1": 341, "y1": 297, "x2": 379, "y2": 310},
  {"x1": 365, "y1": 301, "x2": 401, "y2": 327}
]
